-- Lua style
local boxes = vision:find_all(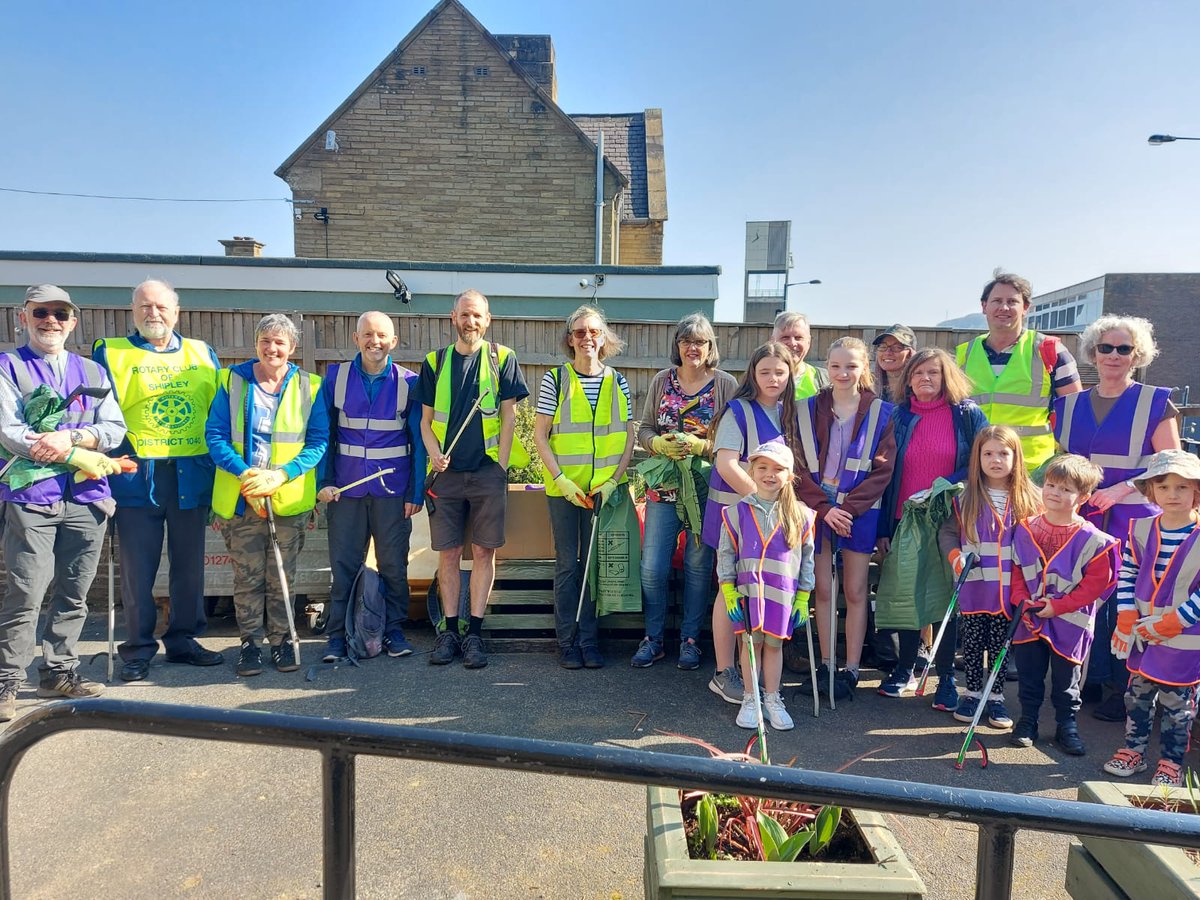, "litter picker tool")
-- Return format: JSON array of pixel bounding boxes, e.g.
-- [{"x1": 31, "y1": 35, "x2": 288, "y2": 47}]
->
[
  {"x1": 804, "y1": 611, "x2": 820, "y2": 719},
  {"x1": 742, "y1": 591, "x2": 769, "y2": 764},
  {"x1": 265, "y1": 498, "x2": 302, "y2": 668},
  {"x1": 828, "y1": 534, "x2": 838, "y2": 710},
  {"x1": 328, "y1": 468, "x2": 396, "y2": 498},
  {"x1": 954, "y1": 595, "x2": 1031, "y2": 769},
  {"x1": 569, "y1": 503, "x2": 603, "y2": 648},
  {"x1": 915, "y1": 552, "x2": 979, "y2": 697},
  {"x1": 106, "y1": 519, "x2": 116, "y2": 681},
  {"x1": 425, "y1": 388, "x2": 492, "y2": 514}
]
